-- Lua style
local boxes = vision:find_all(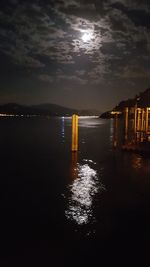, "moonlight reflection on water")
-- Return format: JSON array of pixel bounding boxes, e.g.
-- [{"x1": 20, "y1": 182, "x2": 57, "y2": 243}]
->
[{"x1": 65, "y1": 160, "x2": 105, "y2": 225}]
